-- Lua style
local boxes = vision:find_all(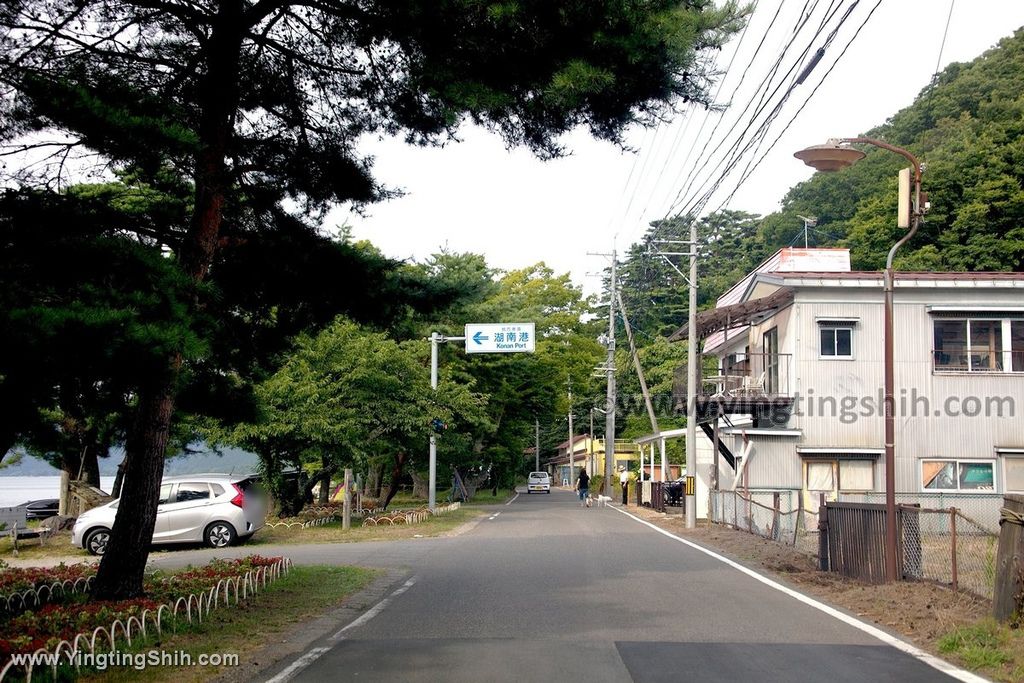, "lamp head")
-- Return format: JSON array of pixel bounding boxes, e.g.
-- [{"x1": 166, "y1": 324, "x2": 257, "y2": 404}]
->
[{"x1": 794, "y1": 138, "x2": 866, "y2": 172}]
